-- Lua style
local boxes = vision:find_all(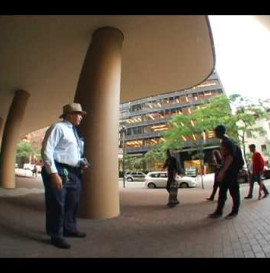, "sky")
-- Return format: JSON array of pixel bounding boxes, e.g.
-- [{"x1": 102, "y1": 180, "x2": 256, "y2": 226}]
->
[{"x1": 209, "y1": 15, "x2": 270, "y2": 101}]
